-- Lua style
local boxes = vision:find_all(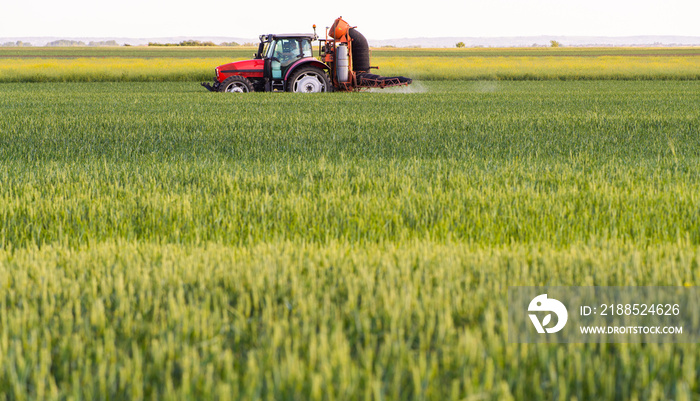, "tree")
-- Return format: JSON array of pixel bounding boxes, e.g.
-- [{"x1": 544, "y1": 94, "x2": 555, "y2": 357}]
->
[
  {"x1": 550, "y1": 40, "x2": 562, "y2": 48},
  {"x1": 46, "y1": 40, "x2": 86, "y2": 47},
  {"x1": 1, "y1": 41, "x2": 31, "y2": 47},
  {"x1": 88, "y1": 40, "x2": 119, "y2": 47},
  {"x1": 455, "y1": 41, "x2": 466, "y2": 48}
]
